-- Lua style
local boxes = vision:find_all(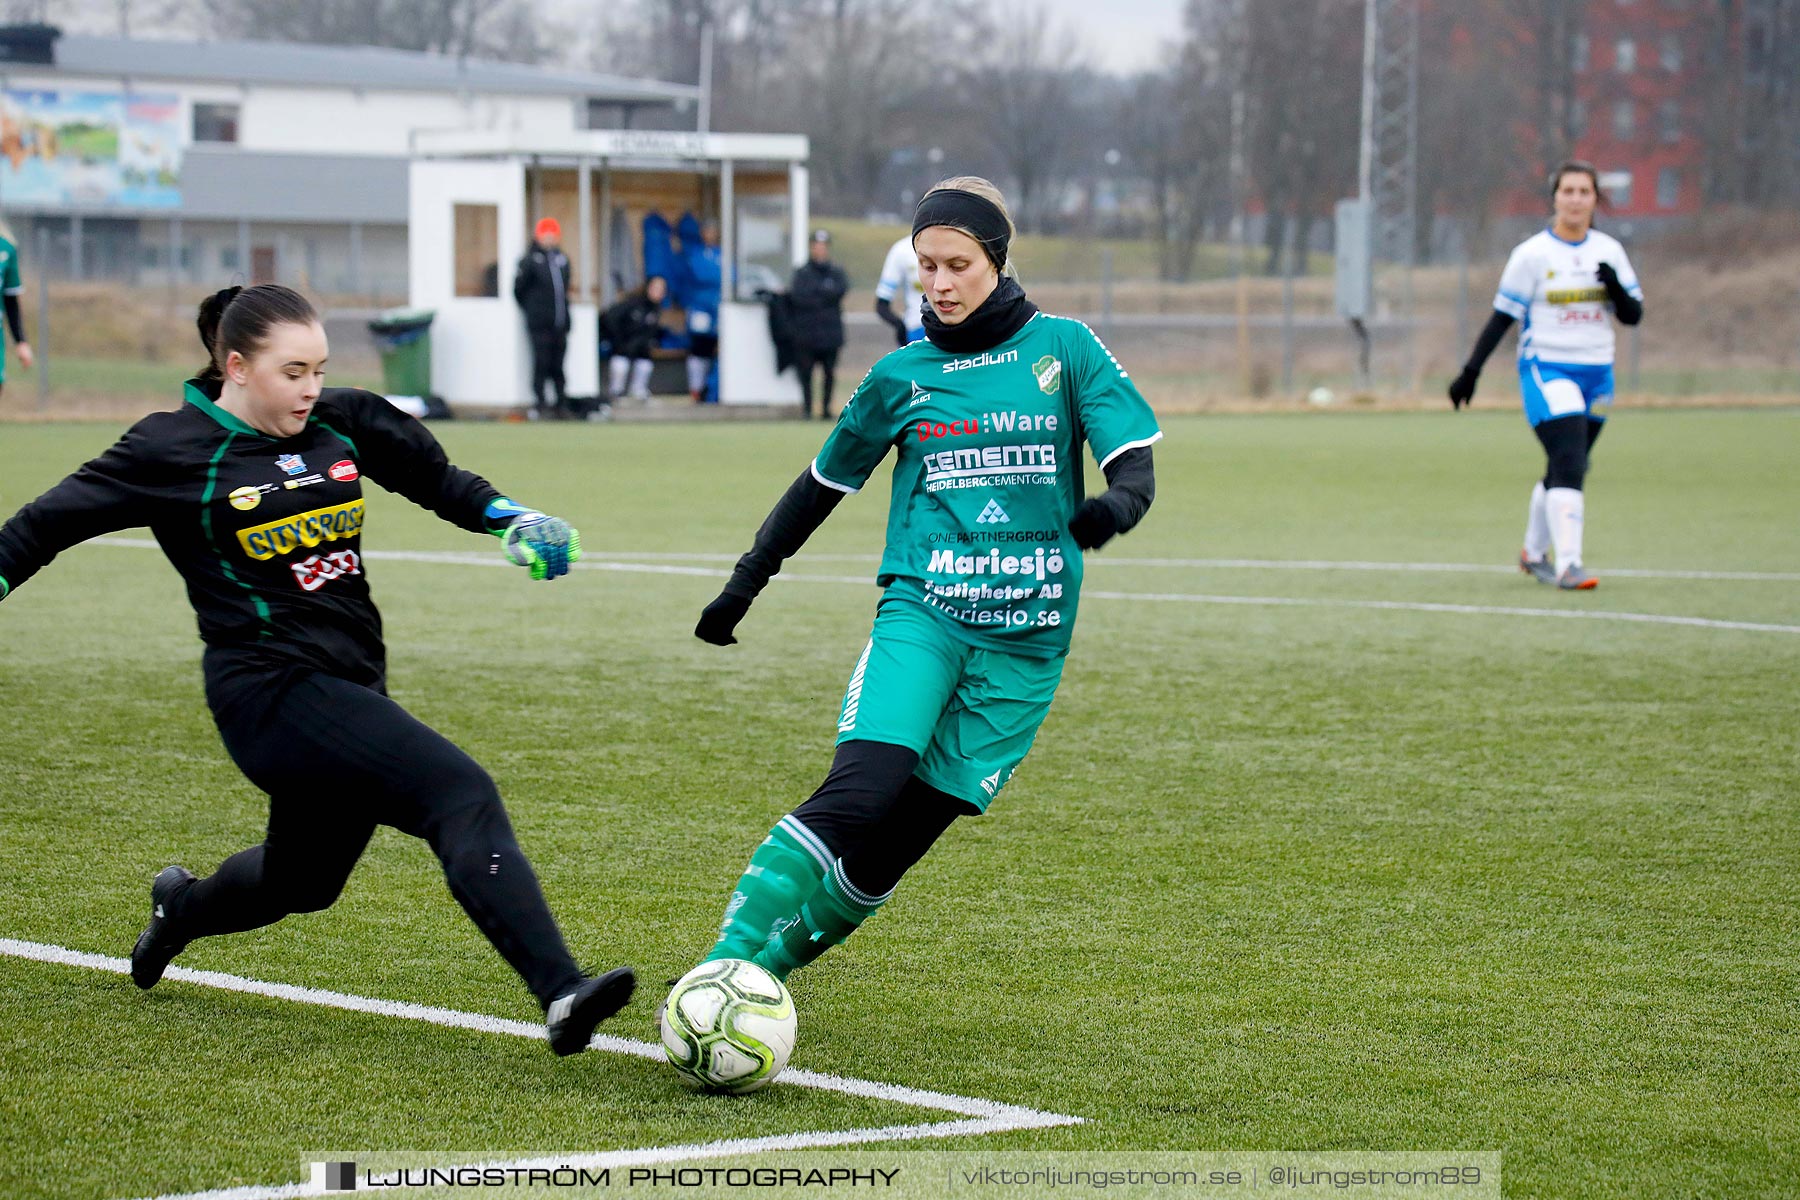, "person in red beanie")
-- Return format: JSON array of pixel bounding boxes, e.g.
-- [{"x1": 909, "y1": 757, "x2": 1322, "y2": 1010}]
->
[{"x1": 514, "y1": 217, "x2": 572, "y2": 419}]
